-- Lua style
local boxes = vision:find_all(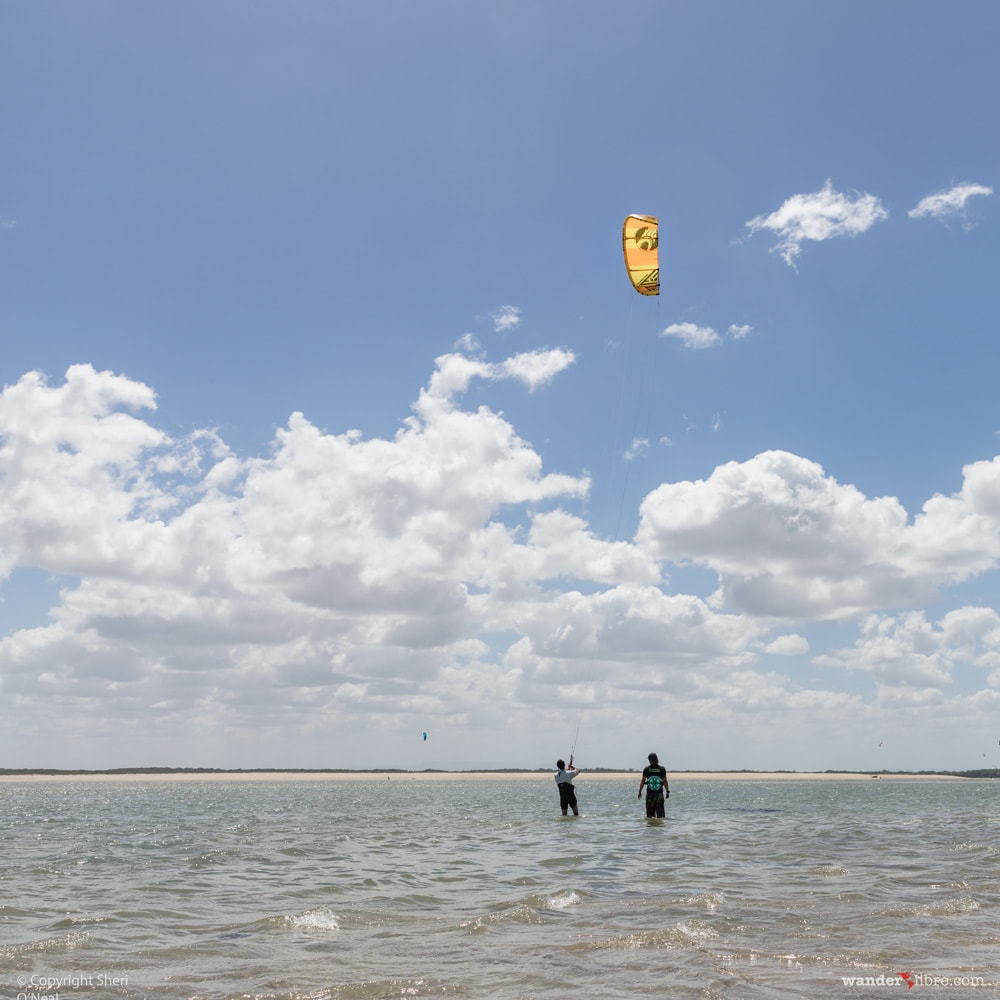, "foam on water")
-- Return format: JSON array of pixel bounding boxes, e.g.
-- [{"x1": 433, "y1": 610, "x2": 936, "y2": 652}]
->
[
  {"x1": 544, "y1": 888, "x2": 581, "y2": 910},
  {"x1": 283, "y1": 906, "x2": 341, "y2": 932}
]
